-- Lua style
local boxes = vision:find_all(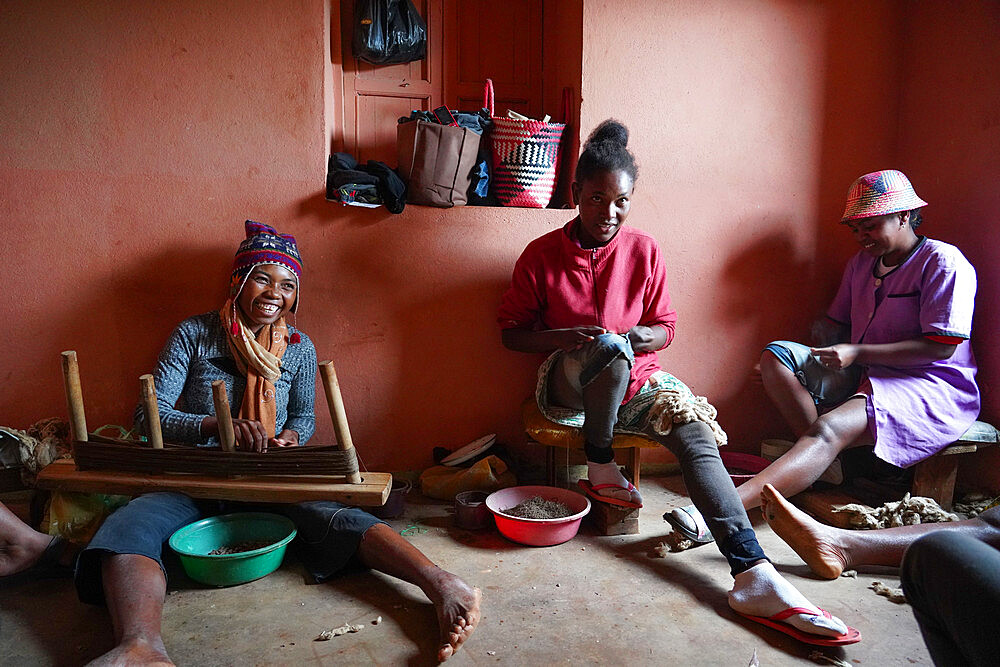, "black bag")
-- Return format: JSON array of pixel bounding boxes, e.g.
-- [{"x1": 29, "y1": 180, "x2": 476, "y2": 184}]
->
[{"x1": 352, "y1": 0, "x2": 427, "y2": 65}]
